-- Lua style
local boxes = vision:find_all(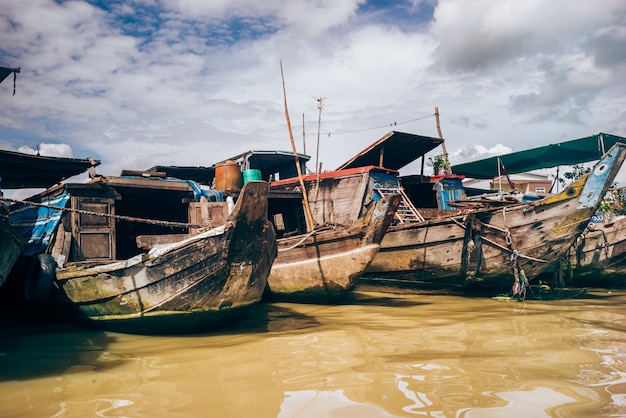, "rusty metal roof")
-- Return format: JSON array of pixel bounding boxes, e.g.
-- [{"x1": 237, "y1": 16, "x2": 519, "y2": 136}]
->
[
  {"x1": 336, "y1": 131, "x2": 444, "y2": 171},
  {"x1": 0, "y1": 149, "x2": 99, "y2": 189},
  {"x1": 142, "y1": 165, "x2": 216, "y2": 186},
  {"x1": 216, "y1": 150, "x2": 311, "y2": 182}
]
